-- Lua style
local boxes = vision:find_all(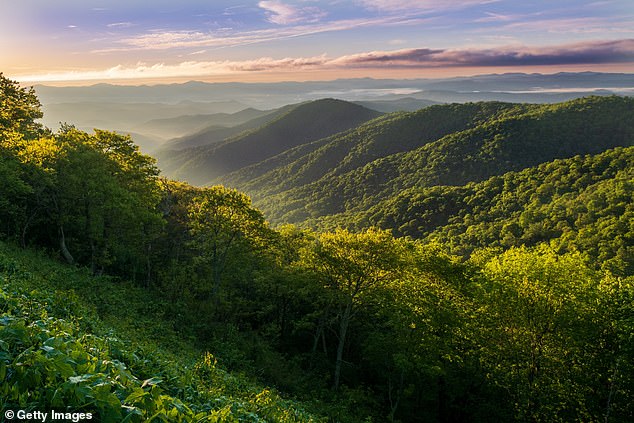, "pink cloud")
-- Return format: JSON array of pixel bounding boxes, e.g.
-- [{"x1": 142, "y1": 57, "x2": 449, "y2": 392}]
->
[
  {"x1": 258, "y1": 1, "x2": 326, "y2": 25},
  {"x1": 332, "y1": 39, "x2": 634, "y2": 68}
]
